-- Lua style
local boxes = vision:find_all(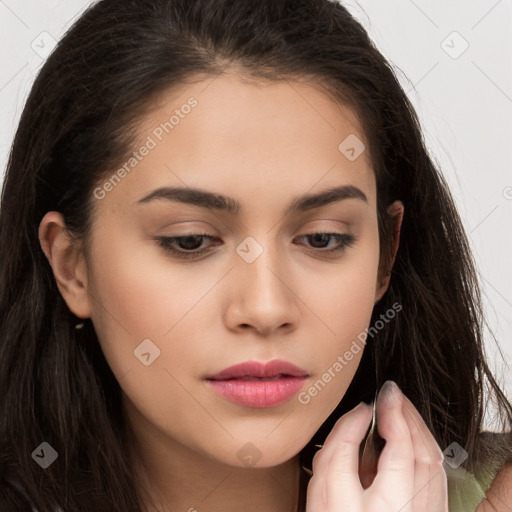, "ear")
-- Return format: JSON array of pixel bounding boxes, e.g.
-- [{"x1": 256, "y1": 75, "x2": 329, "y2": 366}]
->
[
  {"x1": 374, "y1": 200, "x2": 404, "y2": 303},
  {"x1": 38, "y1": 211, "x2": 92, "y2": 319}
]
